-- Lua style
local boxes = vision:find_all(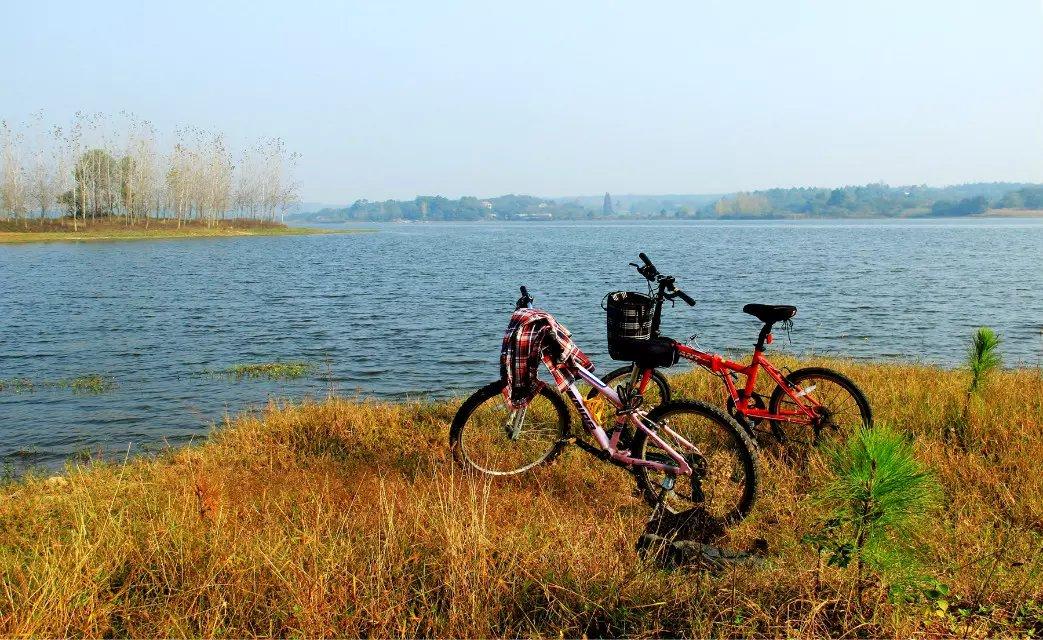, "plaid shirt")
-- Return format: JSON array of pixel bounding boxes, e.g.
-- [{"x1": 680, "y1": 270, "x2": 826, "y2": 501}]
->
[{"x1": 500, "y1": 307, "x2": 592, "y2": 408}]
